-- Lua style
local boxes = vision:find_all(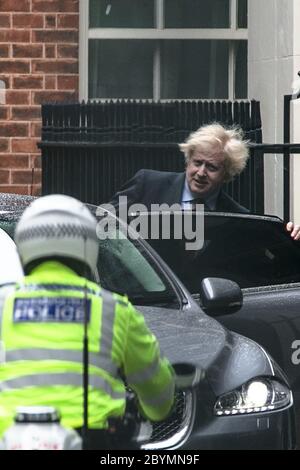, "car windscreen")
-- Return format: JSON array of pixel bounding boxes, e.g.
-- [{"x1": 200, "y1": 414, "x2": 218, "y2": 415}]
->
[
  {"x1": 0, "y1": 209, "x2": 178, "y2": 307},
  {"x1": 94, "y1": 211, "x2": 179, "y2": 306},
  {"x1": 140, "y1": 213, "x2": 300, "y2": 291}
]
